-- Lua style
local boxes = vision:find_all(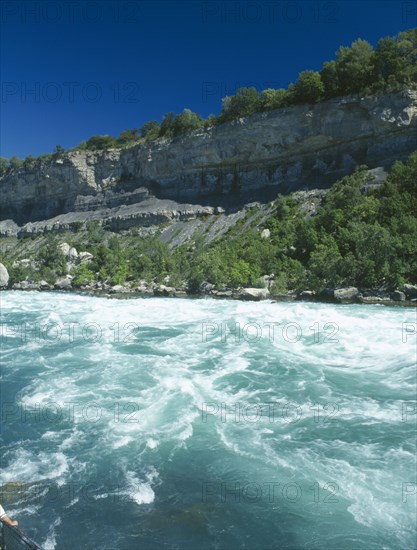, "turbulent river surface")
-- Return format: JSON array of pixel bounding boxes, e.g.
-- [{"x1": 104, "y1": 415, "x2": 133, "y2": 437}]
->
[{"x1": 0, "y1": 291, "x2": 416, "y2": 550}]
